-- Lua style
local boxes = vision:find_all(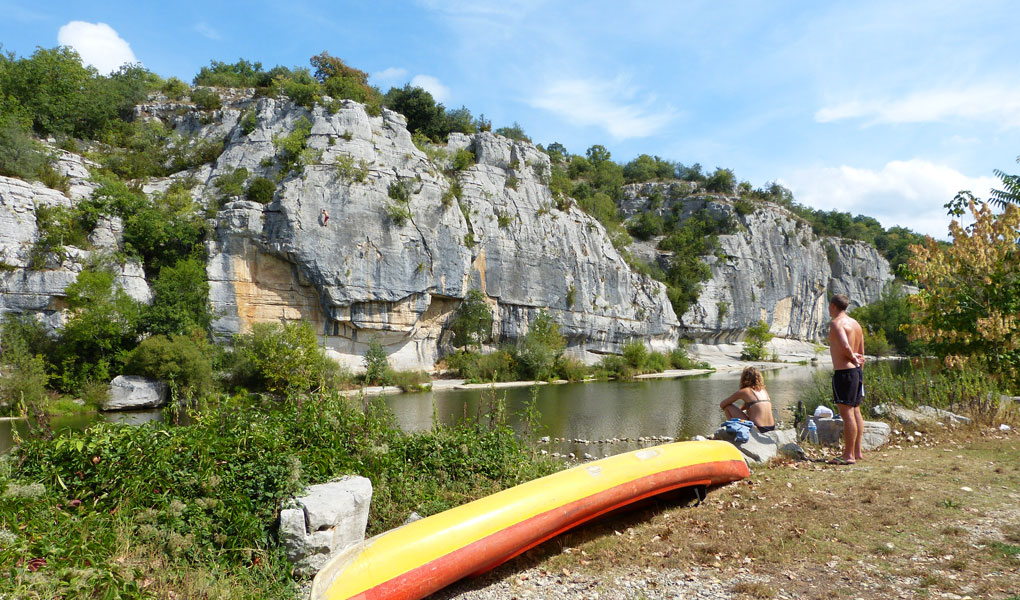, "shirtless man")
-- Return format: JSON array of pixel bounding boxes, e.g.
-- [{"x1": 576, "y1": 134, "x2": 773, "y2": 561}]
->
[{"x1": 828, "y1": 293, "x2": 865, "y2": 464}]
